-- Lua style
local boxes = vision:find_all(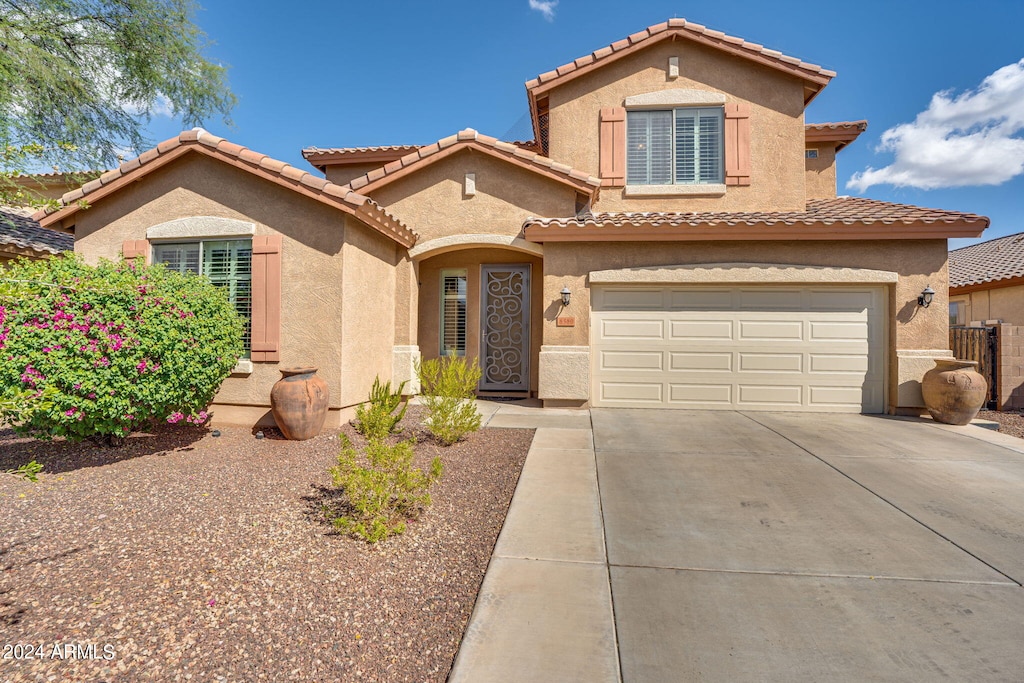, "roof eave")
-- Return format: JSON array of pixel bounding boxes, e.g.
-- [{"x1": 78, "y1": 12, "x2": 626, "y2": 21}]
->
[
  {"x1": 950, "y1": 275, "x2": 1024, "y2": 295},
  {"x1": 525, "y1": 220, "x2": 988, "y2": 243}
]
